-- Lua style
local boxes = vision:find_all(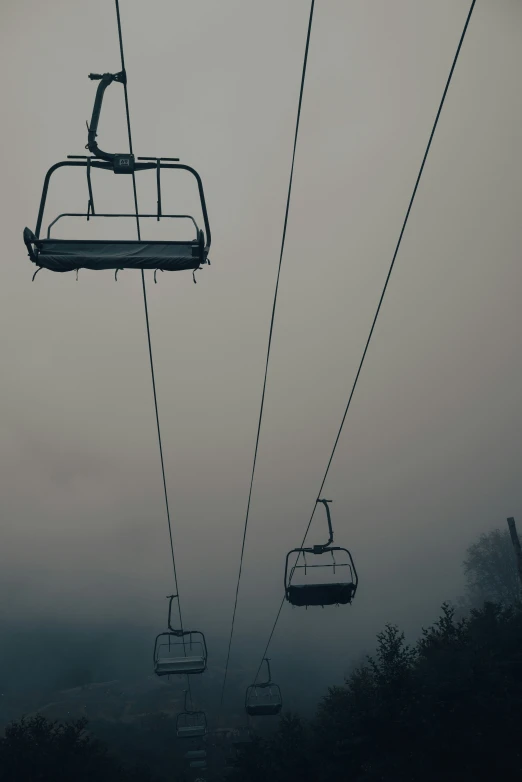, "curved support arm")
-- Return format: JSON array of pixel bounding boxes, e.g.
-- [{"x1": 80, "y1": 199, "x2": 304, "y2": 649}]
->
[
  {"x1": 260, "y1": 657, "x2": 272, "y2": 687},
  {"x1": 167, "y1": 594, "x2": 179, "y2": 632},
  {"x1": 316, "y1": 499, "x2": 334, "y2": 549},
  {"x1": 252, "y1": 657, "x2": 273, "y2": 688},
  {"x1": 87, "y1": 71, "x2": 126, "y2": 161}
]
